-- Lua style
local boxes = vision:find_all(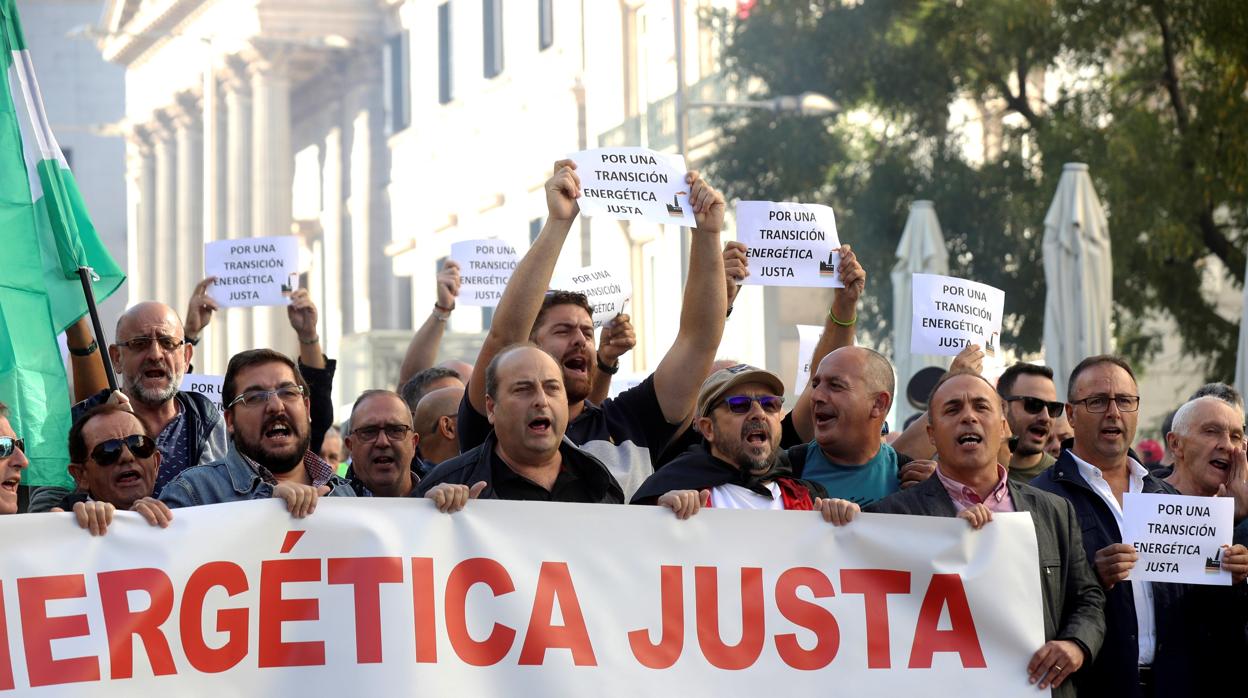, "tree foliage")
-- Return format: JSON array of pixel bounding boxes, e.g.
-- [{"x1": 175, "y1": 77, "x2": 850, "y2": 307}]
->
[{"x1": 706, "y1": 0, "x2": 1248, "y2": 377}]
